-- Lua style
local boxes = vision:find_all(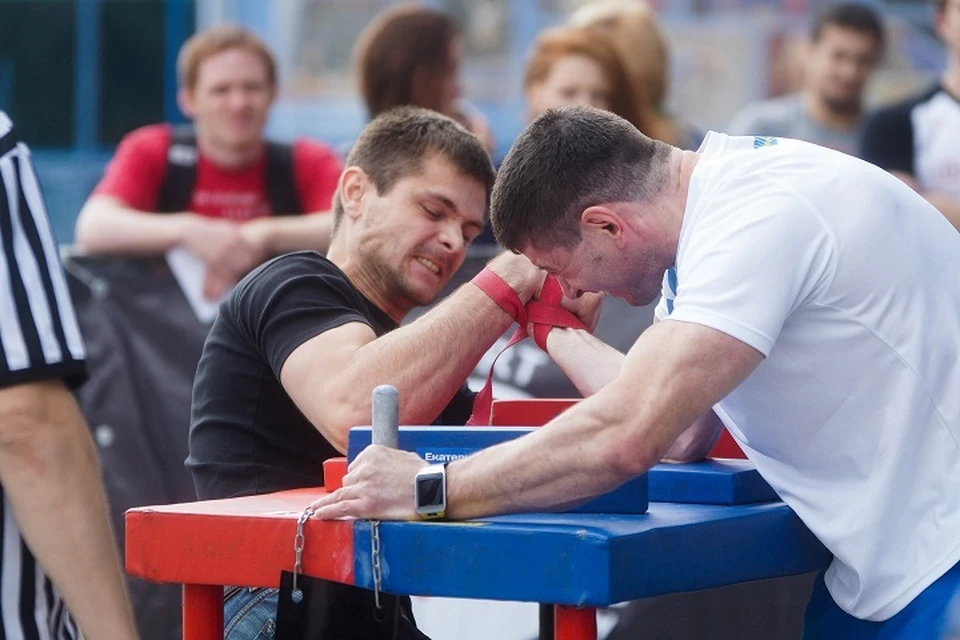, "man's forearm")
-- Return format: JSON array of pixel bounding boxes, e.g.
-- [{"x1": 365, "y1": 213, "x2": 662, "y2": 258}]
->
[
  {"x1": 243, "y1": 212, "x2": 335, "y2": 256},
  {"x1": 343, "y1": 284, "x2": 515, "y2": 427},
  {"x1": 0, "y1": 381, "x2": 136, "y2": 639},
  {"x1": 545, "y1": 328, "x2": 624, "y2": 396},
  {"x1": 75, "y1": 195, "x2": 195, "y2": 255}
]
